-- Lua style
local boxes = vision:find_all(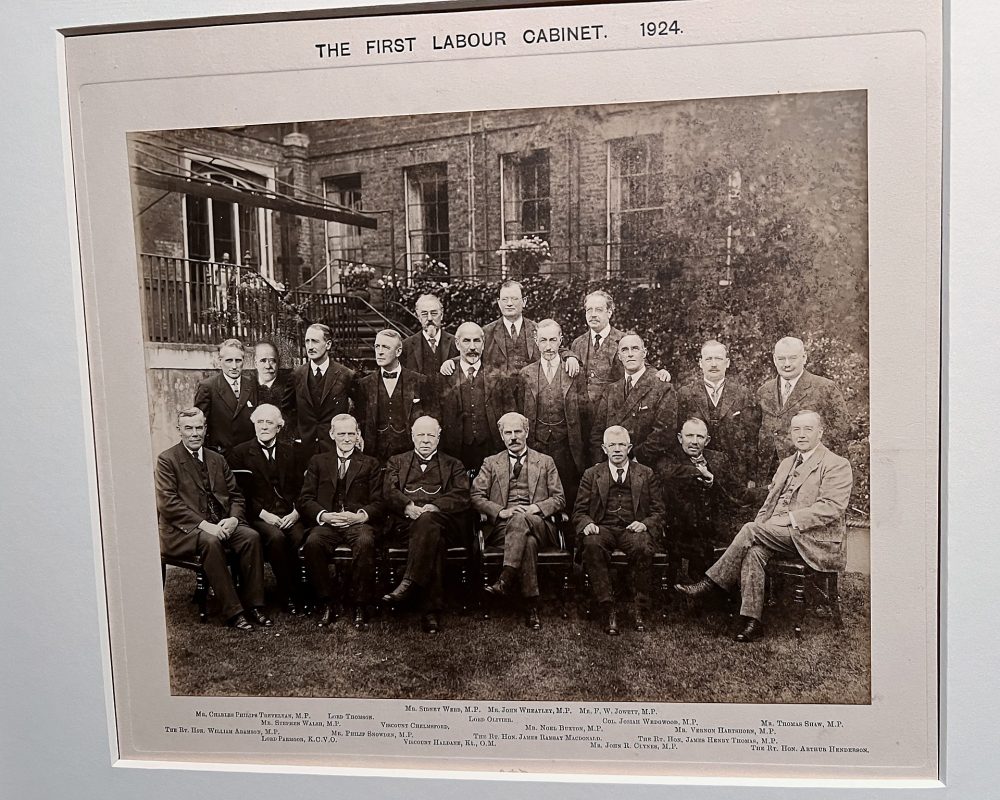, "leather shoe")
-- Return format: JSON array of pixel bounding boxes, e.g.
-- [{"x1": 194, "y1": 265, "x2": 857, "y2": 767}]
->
[
  {"x1": 286, "y1": 600, "x2": 301, "y2": 616},
  {"x1": 735, "y1": 617, "x2": 763, "y2": 643},
  {"x1": 248, "y1": 608, "x2": 273, "y2": 627},
  {"x1": 317, "y1": 604, "x2": 337, "y2": 627},
  {"x1": 634, "y1": 609, "x2": 647, "y2": 633},
  {"x1": 353, "y1": 606, "x2": 368, "y2": 630},
  {"x1": 383, "y1": 579, "x2": 418, "y2": 606},
  {"x1": 421, "y1": 612, "x2": 440, "y2": 634},
  {"x1": 525, "y1": 607, "x2": 541, "y2": 631},
  {"x1": 485, "y1": 578, "x2": 511, "y2": 598},
  {"x1": 226, "y1": 613, "x2": 254, "y2": 632},
  {"x1": 604, "y1": 608, "x2": 619, "y2": 636},
  {"x1": 674, "y1": 577, "x2": 718, "y2": 602}
]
